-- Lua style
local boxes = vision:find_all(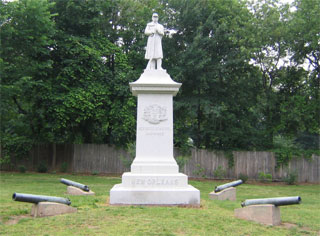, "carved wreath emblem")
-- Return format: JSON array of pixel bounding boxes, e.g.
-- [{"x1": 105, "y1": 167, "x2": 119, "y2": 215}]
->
[{"x1": 143, "y1": 104, "x2": 167, "y2": 124}]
